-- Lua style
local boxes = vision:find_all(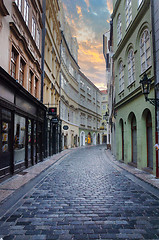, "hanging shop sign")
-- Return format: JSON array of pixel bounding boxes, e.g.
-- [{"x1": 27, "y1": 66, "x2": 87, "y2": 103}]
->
[
  {"x1": 51, "y1": 118, "x2": 58, "y2": 124},
  {"x1": 63, "y1": 125, "x2": 69, "y2": 130},
  {"x1": 48, "y1": 107, "x2": 57, "y2": 116}
]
